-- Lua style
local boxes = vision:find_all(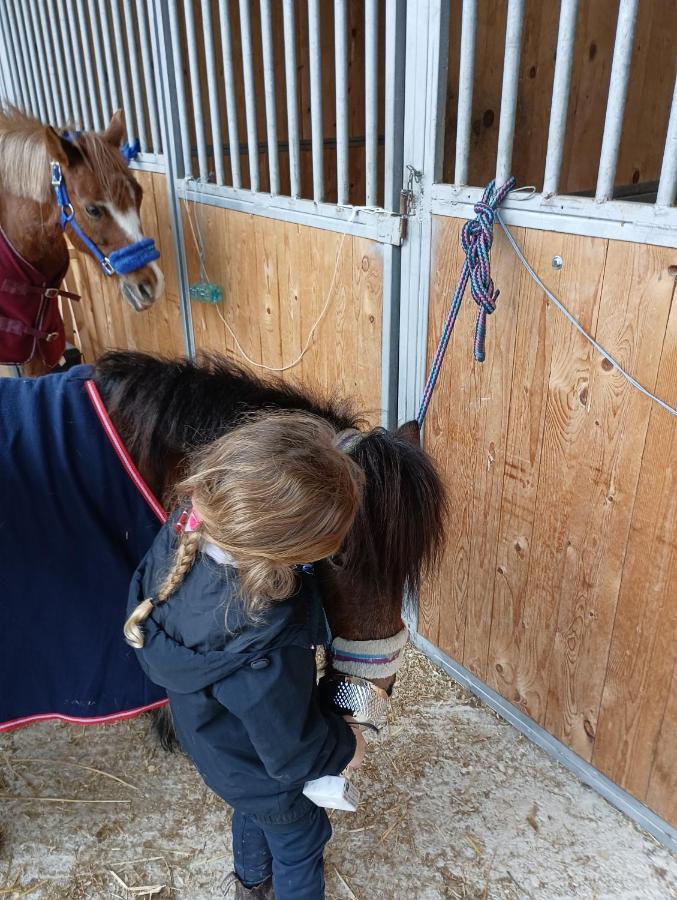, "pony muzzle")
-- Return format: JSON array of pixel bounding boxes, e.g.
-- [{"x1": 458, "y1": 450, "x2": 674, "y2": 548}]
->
[{"x1": 121, "y1": 259, "x2": 164, "y2": 311}]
